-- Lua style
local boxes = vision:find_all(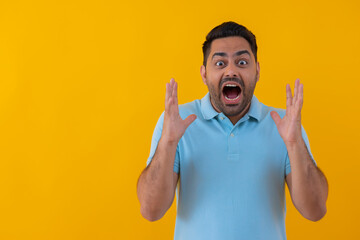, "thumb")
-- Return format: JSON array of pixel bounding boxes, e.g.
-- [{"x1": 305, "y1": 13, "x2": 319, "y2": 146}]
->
[
  {"x1": 183, "y1": 114, "x2": 197, "y2": 129},
  {"x1": 270, "y1": 111, "x2": 281, "y2": 127}
]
